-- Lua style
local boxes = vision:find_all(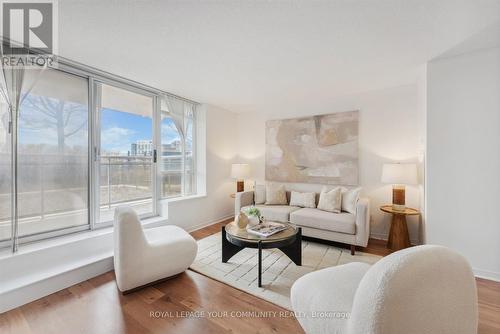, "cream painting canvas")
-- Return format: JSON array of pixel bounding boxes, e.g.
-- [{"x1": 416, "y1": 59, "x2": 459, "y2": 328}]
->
[{"x1": 265, "y1": 110, "x2": 359, "y2": 185}]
